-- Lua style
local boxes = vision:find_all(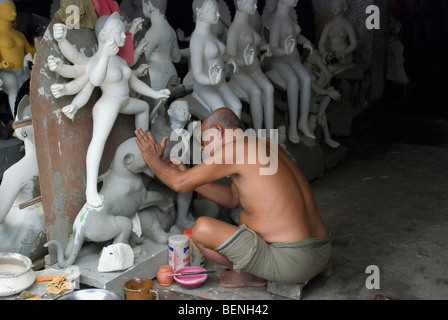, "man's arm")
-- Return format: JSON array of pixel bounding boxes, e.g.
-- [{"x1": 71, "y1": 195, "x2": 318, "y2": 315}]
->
[
  {"x1": 135, "y1": 128, "x2": 237, "y2": 194},
  {"x1": 195, "y1": 182, "x2": 240, "y2": 209}
]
